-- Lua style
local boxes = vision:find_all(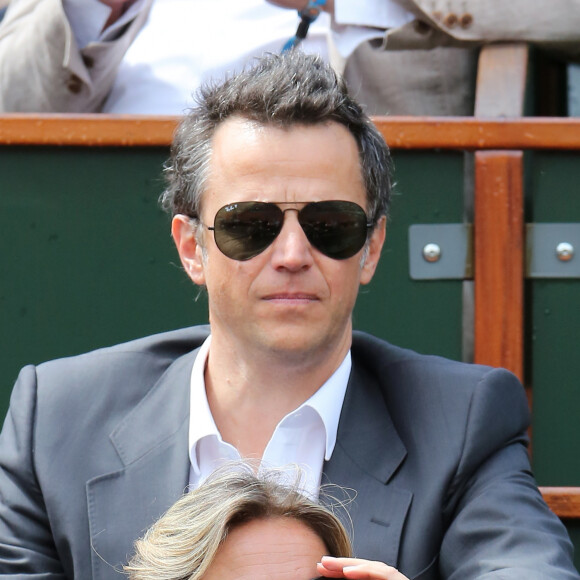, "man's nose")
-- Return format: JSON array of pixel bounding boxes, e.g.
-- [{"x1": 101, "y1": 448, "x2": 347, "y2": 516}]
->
[{"x1": 269, "y1": 209, "x2": 314, "y2": 271}]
